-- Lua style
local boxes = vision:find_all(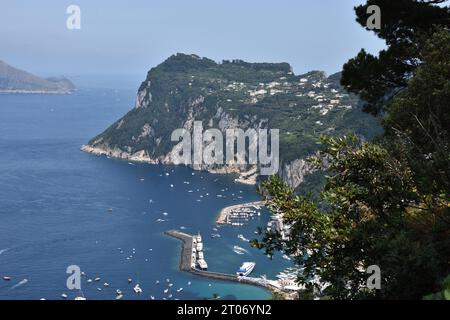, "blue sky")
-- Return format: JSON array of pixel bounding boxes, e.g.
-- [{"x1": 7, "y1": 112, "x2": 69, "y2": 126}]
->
[{"x1": 0, "y1": 0, "x2": 385, "y2": 78}]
